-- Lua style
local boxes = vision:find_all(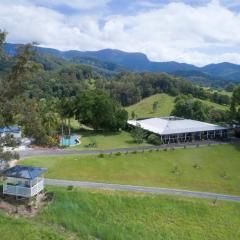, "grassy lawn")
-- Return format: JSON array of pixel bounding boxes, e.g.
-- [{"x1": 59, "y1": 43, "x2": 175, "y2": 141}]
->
[
  {"x1": 22, "y1": 144, "x2": 240, "y2": 195},
  {"x1": 70, "y1": 130, "x2": 150, "y2": 150},
  {"x1": 1, "y1": 187, "x2": 240, "y2": 240},
  {"x1": 125, "y1": 93, "x2": 228, "y2": 119}
]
